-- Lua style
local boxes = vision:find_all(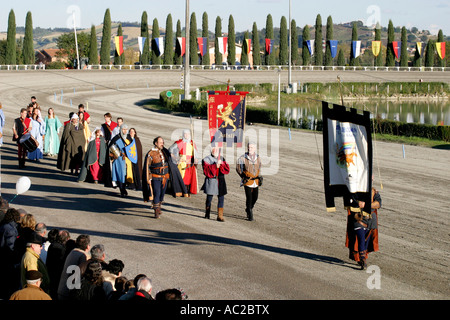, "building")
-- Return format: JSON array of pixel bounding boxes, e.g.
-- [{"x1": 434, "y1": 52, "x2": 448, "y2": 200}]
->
[{"x1": 35, "y1": 49, "x2": 69, "y2": 66}]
